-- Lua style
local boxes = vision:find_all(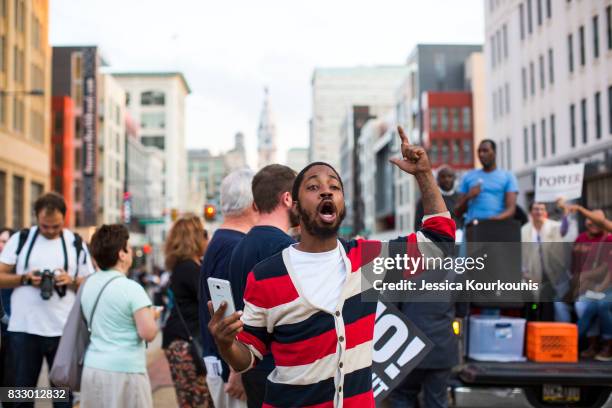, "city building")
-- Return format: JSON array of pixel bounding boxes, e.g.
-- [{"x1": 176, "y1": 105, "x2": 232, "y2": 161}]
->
[
  {"x1": 188, "y1": 149, "x2": 227, "y2": 207},
  {"x1": 52, "y1": 45, "x2": 106, "y2": 228},
  {"x1": 97, "y1": 72, "x2": 126, "y2": 224},
  {"x1": 464, "y1": 52, "x2": 486, "y2": 164},
  {"x1": 485, "y1": 0, "x2": 612, "y2": 213},
  {"x1": 310, "y1": 66, "x2": 411, "y2": 170},
  {"x1": 0, "y1": 0, "x2": 50, "y2": 229},
  {"x1": 126, "y1": 113, "x2": 164, "y2": 267},
  {"x1": 225, "y1": 131, "x2": 247, "y2": 171},
  {"x1": 257, "y1": 88, "x2": 277, "y2": 169},
  {"x1": 112, "y1": 71, "x2": 191, "y2": 214},
  {"x1": 50, "y1": 96, "x2": 75, "y2": 226},
  {"x1": 285, "y1": 147, "x2": 308, "y2": 172}
]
